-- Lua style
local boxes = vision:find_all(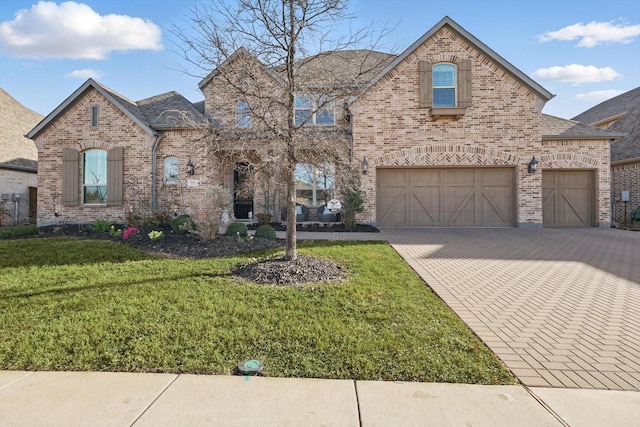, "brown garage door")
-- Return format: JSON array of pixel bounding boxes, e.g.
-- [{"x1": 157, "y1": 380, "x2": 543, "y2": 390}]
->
[
  {"x1": 542, "y1": 170, "x2": 595, "y2": 227},
  {"x1": 377, "y1": 168, "x2": 515, "y2": 227}
]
